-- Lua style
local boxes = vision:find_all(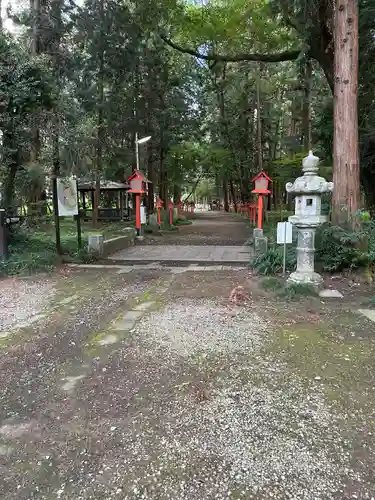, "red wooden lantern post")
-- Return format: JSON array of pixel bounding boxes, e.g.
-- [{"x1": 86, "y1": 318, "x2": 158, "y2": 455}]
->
[
  {"x1": 156, "y1": 198, "x2": 163, "y2": 227},
  {"x1": 251, "y1": 171, "x2": 272, "y2": 230},
  {"x1": 128, "y1": 169, "x2": 146, "y2": 236},
  {"x1": 168, "y1": 200, "x2": 174, "y2": 225},
  {"x1": 248, "y1": 202, "x2": 256, "y2": 224}
]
